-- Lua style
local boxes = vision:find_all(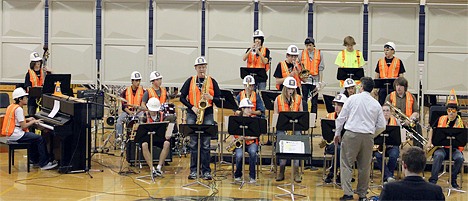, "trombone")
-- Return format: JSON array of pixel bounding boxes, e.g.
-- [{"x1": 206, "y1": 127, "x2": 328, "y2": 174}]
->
[{"x1": 385, "y1": 101, "x2": 428, "y2": 147}]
